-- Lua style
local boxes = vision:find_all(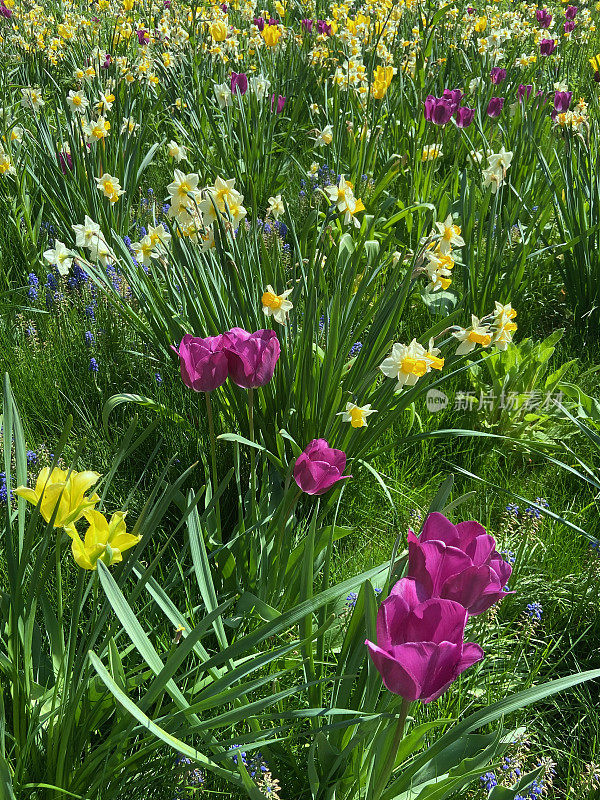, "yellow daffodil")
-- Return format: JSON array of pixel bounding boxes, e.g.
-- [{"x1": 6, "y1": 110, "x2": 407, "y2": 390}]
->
[
  {"x1": 15, "y1": 467, "x2": 100, "y2": 528},
  {"x1": 337, "y1": 402, "x2": 377, "y2": 428},
  {"x1": 262, "y1": 25, "x2": 282, "y2": 46},
  {"x1": 67, "y1": 509, "x2": 141, "y2": 570}
]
